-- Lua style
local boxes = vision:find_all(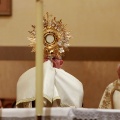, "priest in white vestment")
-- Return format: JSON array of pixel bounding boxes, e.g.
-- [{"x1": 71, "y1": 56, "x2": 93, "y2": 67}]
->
[
  {"x1": 16, "y1": 13, "x2": 84, "y2": 108},
  {"x1": 99, "y1": 64, "x2": 120, "y2": 109}
]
